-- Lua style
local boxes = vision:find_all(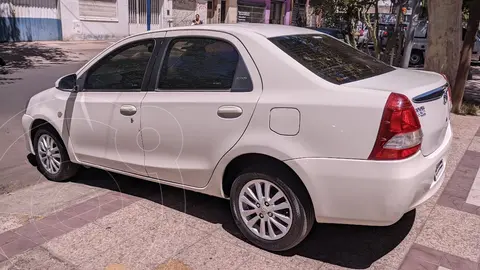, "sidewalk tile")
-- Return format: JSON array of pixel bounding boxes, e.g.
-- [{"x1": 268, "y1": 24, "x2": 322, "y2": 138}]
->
[
  {"x1": 440, "y1": 253, "x2": 478, "y2": 270},
  {"x1": 0, "y1": 231, "x2": 19, "y2": 247},
  {"x1": 43, "y1": 222, "x2": 124, "y2": 266},
  {"x1": 93, "y1": 202, "x2": 160, "y2": 237},
  {"x1": 1, "y1": 235, "x2": 36, "y2": 258},
  {"x1": 399, "y1": 254, "x2": 437, "y2": 270},
  {"x1": 237, "y1": 254, "x2": 295, "y2": 270},
  {"x1": 173, "y1": 236, "x2": 249, "y2": 270},
  {"x1": 62, "y1": 197, "x2": 100, "y2": 216},
  {"x1": 416, "y1": 206, "x2": 480, "y2": 262},
  {"x1": 14, "y1": 223, "x2": 64, "y2": 245},
  {"x1": 60, "y1": 216, "x2": 90, "y2": 230},
  {"x1": 407, "y1": 243, "x2": 443, "y2": 265},
  {"x1": 211, "y1": 225, "x2": 324, "y2": 269},
  {"x1": 0, "y1": 246, "x2": 75, "y2": 270},
  {"x1": 80, "y1": 218, "x2": 206, "y2": 270},
  {"x1": 36, "y1": 210, "x2": 75, "y2": 226},
  {"x1": 468, "y1": 137, "x2": 480, "y2": 152}
]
